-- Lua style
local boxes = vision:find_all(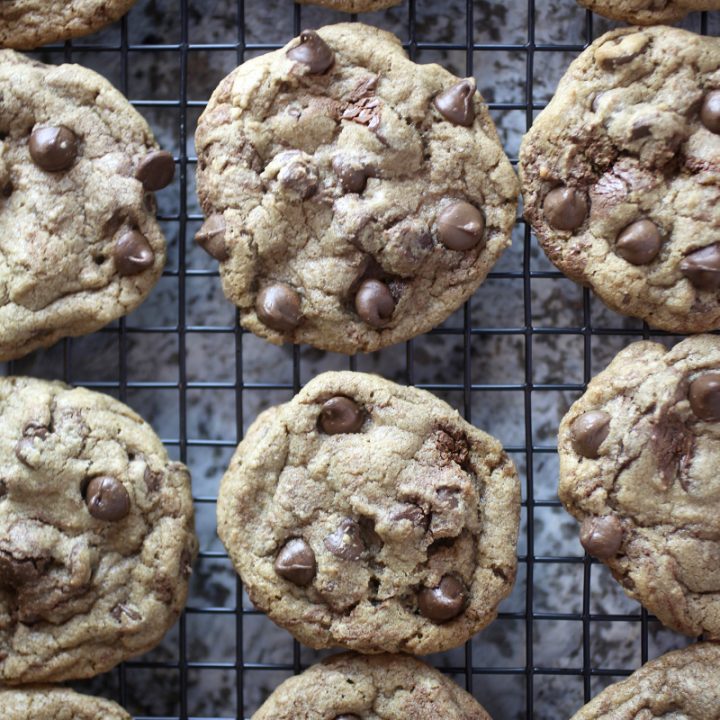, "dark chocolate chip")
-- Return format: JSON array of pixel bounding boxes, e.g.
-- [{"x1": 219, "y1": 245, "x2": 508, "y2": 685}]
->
[
  {"x1": 319, "y1": 397, "x2": 364, "y2": 434},
  {"x1": 332, "y1": 157, "x2": 367, "y2": 194},
  {"x1": 135, "y1": 150, "x2": 175, "y2": 191},
  {"x1": 391, "y1": 504, "x2": 428, "y2": 530},
  {"x1": 680, "y1": 244, "x2": 720, "y2": 291},
  {"x1": 418, "y1": 575, "x2": 466, "y2": 623},
  {"x1": 274, "y1": 538, "x2": 316, "y2": 586},
  {"x1": 113, "y1": 230, "x2": 155, "y2": 276},
  {"x1": 580, "y1": 515, "x2": 623, "y2": 560},
  {"x1": 286, "y1": 30, "x2": 334, "y2": 74},
  {"x1": 434, "y1": 78, "x2": 476, "y2": 126},
  {"x1": 84, "y1": 476, "x2": 131, "y2": 522},
  {"x1": 195, "y1": 214, "x2": 229, "y2": 261},
  {"x1": 701, "y1": 90, "x2": 720, "y2": 134},
  {"x1": 355, "y1": 279, "x2": 395, "y2": 327},
  {"x1": 29, "y1": 126, "x2": 78, "y2": 172},
  {"x1": 543, "y1": 186, "x2": 588, "y2": 232},
  {"x1": 571, "y1": 411, "x2": 611, "y2": 459},
  {"x1": 615, "y1": 219, "x2": 662, "y2": 265},
  {"x1": 437, "y1": 201, "x2": 485, "y2": 251},
  {"x1": 689, "y1": 373, "x2": 720, "y2": 422},
  {"x1": 256, "y1": 283, "x2": 302, "y2": 331},
  {"x1": 324, "y1": 519, "x2": 365, "y2": 561}
]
